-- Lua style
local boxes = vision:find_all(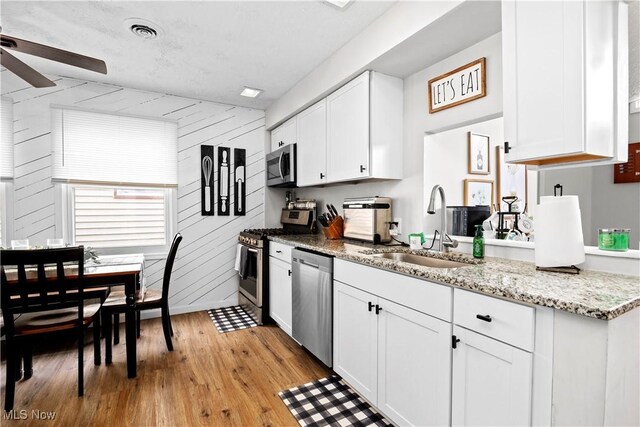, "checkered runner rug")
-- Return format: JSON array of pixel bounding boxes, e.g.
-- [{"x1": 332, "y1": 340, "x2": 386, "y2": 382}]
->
[
  {"x1": 279, "y1": 376, "x2": 393, "y2": 427},
  {"x1": 207, "y1": 306, "x2": 257, "y2": 333}
]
